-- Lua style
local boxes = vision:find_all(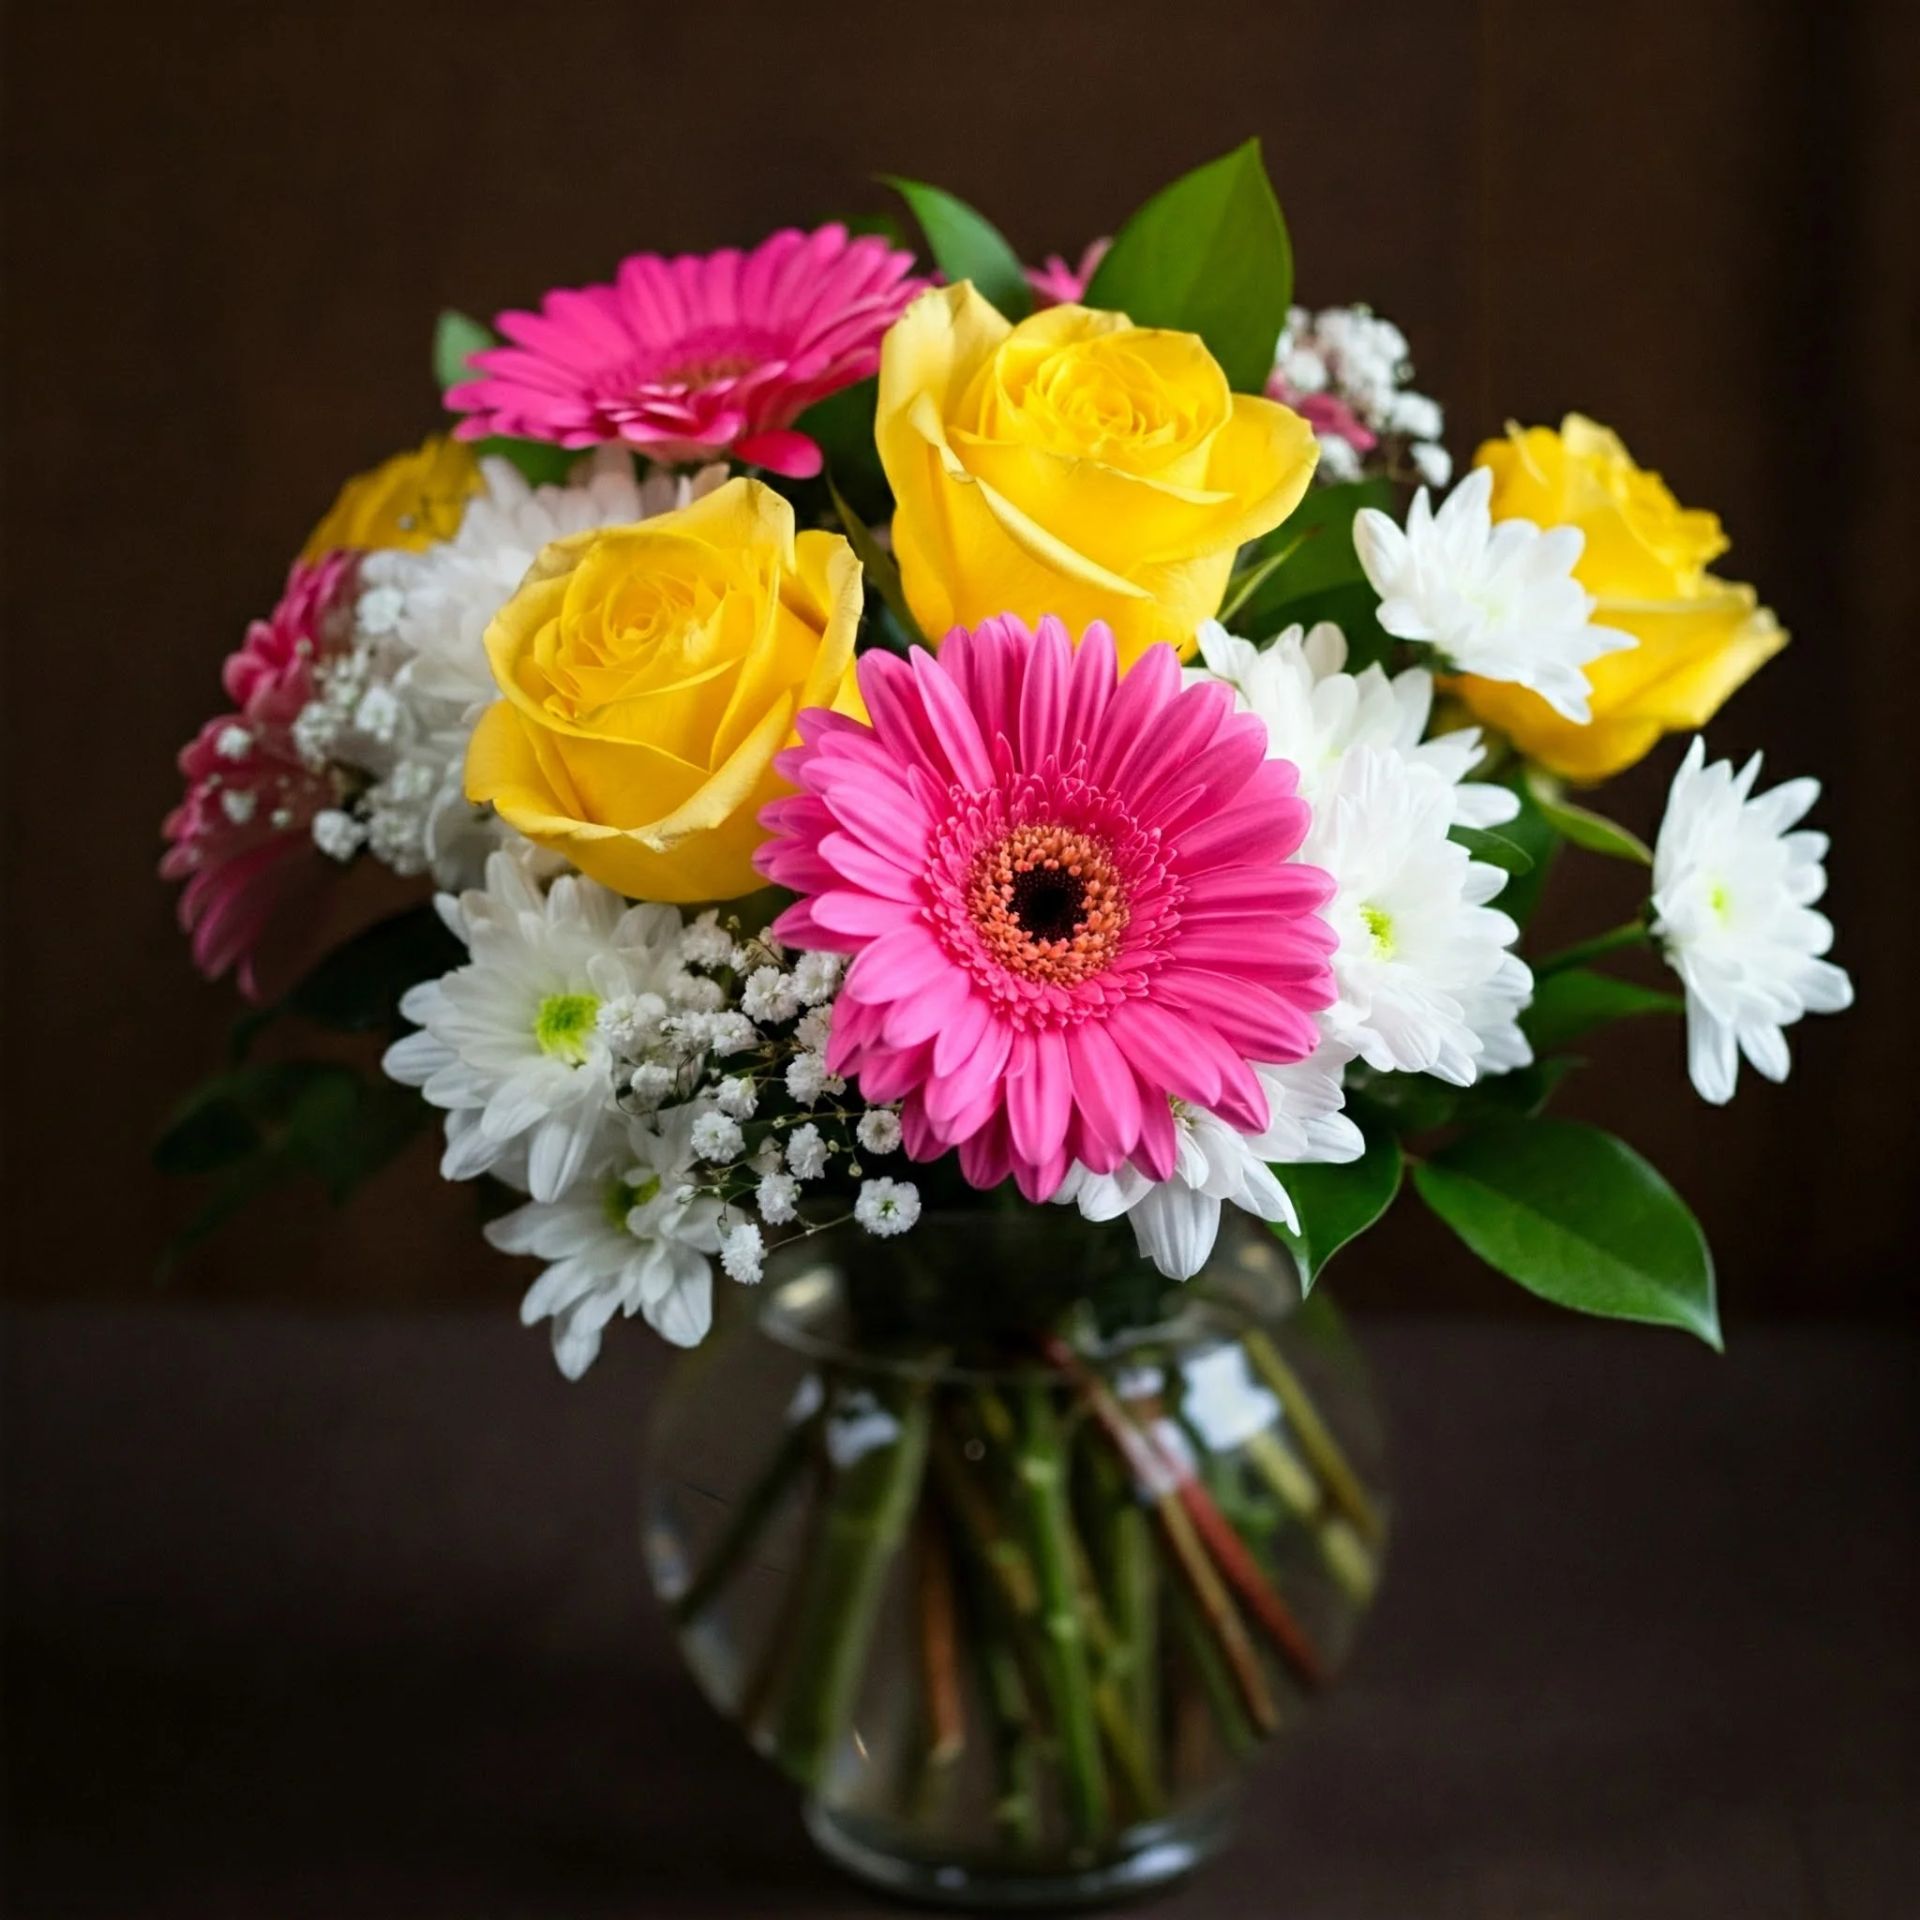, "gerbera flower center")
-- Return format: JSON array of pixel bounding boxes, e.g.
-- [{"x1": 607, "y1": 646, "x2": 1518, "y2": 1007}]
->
[{"x1": 967, "y1": 822, "x2": 1129, "y2": 986}]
